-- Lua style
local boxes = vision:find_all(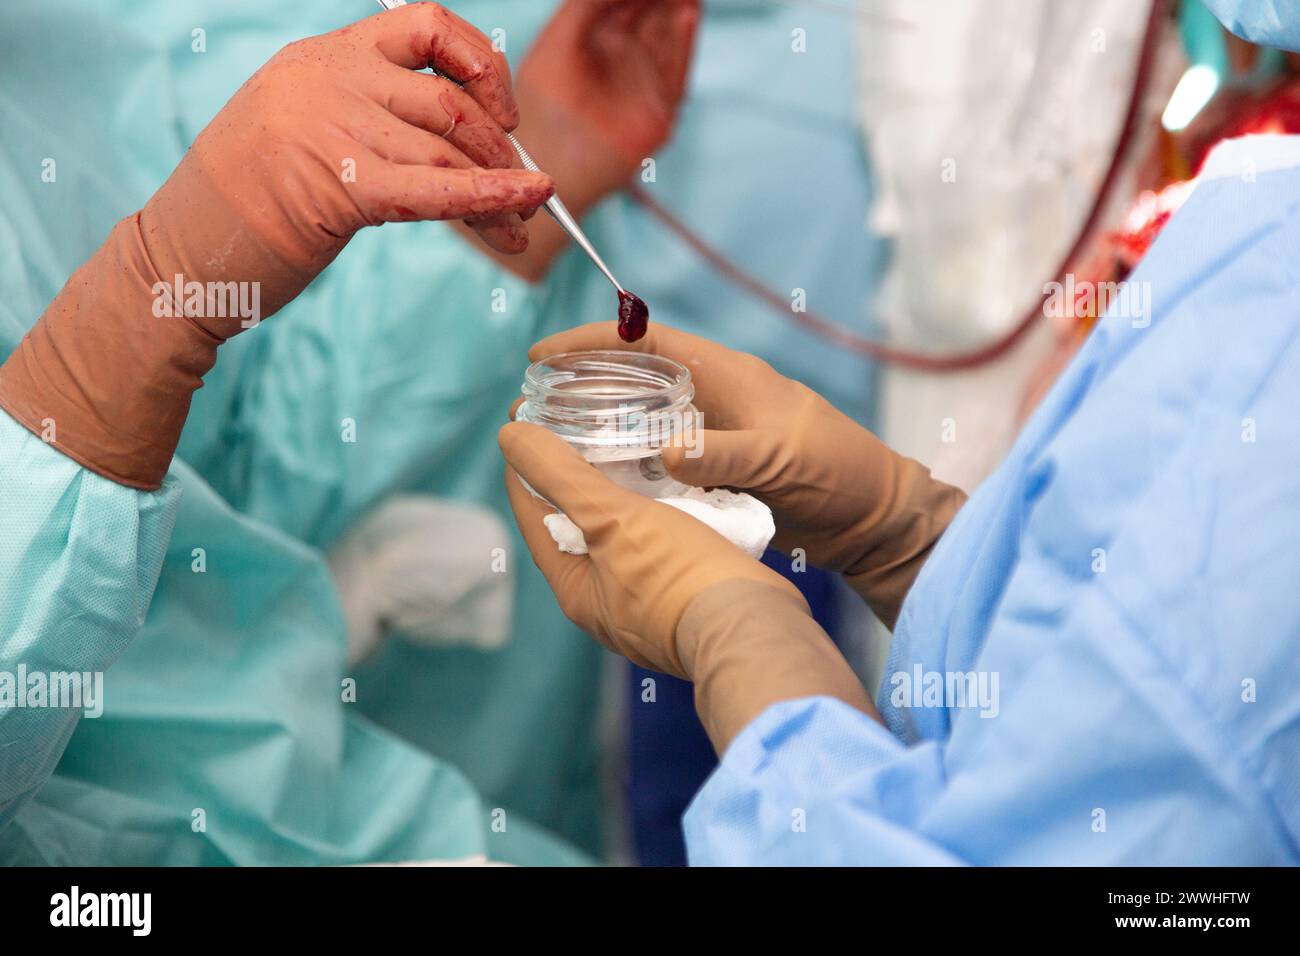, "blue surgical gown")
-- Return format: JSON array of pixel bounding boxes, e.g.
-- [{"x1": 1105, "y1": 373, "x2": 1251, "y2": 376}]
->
[
  {"x1": 684, "y1": 137, "x2": 1300, "y2": 865},
  {"x1": 1203, "y1": 0, "x2": 1300, "y2": 51}
]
